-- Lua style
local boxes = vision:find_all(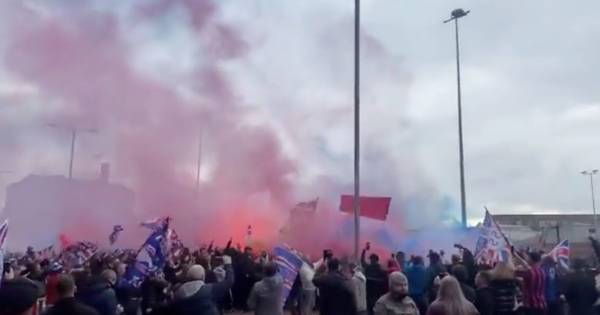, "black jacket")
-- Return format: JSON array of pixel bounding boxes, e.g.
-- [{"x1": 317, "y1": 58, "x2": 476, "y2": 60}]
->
[
  {"x1": 564, "y1": 270, "x2": 598, "y2": 315},
  {"x1": 460, "y1": 282, "x2": 476, "y2": 303},
  {"x1": 44, "y1": 297, "x2": 100, "y2": 315},
  {"x1": 77, "y1": 277, "x2": 118, "y2": 315},
  {"x1": 141, "y1": 278, "x2": 169, "y2": 315},
  {"x1": 360, "y1": 250, "x2": 388, "y2": 312},
  {"x1": 490, "y1": 279, "x2": 517, "y2": 315},
  {"x1": 313, "y1": 270, "x2": 357, "y2": 315},
  {"x1": 165, "y1": 264, "x2": 234, "y2": 315},
  {"x1": 475, "y1": 287, "x2": 495, "y2": 315}
]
